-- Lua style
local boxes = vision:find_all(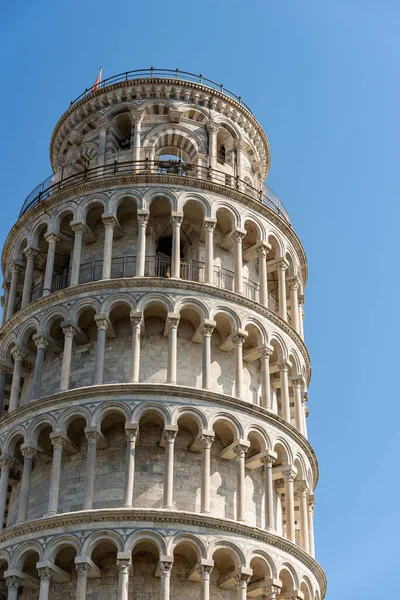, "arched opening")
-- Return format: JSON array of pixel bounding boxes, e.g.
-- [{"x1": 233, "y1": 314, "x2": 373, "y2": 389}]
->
[
  {"x1": 174, "y1": 414, "x2": 202, "y2": 511},
  {"x1": 248, "y1": 555, "x2": 272, "y2": 596},
  {"x1": 96, "y1": 410, "x2": 127, "y2": 508},
  {"x1": 211, "y1": 419, "x2": 238, "y2": 520},
  {"x1": 214, "y1": 208, "x2": 236, "y2": 292},
  {"x1": 104, "y1": 303, "x2": 132, "y2": 384},
  {"x1": 171, "y1": 541, "x2": 200, "y2": 596},
  {"x1": 80, "y1": 202, "x2": 106, "y2": 284},
  {"x1": 140, "y1": 303, "x2": 168, "y2": 383},
  {"x1": 3, "y1": 434, "x2": 24, "y2": 528},
  {"x1": 112, "y1": 198, "x2": 138, "y2": 278},
  {"x1": 210, "y1": 547, "x2": 238, "y2": 599},
  {"x1": 133, "y1": 411, "x2": 166, "y2": 509},
  {"x1": 176, "y1": 306, "x2": 203, "y2": 387},
  {"x1": 243, "y1": 324, "x2": 263, "y2": 405},
  {"x1": 131, "y1": 539, "x2": 160, "y2": 596},
  {"x1": 69, "y1": 307, "x2": 97, "y2": 389},
  {"x1": 62, "y1": 415, "x2": 88, "y2": 512},
  {"x1": 242, "y1": 220, "x2": 261, "y2": 302},
  {"x1": 50, "y1": 544, "x2": 78, "y2": 597},
  {"x1": 148, "y1": 197, "x2": 174, "y2": 277},
  {"x1": 88, "y1": 540, "x2": 119, "y2": 597}
]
